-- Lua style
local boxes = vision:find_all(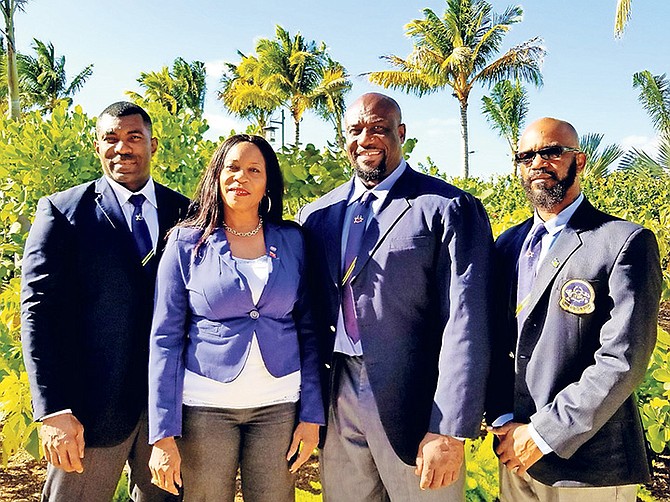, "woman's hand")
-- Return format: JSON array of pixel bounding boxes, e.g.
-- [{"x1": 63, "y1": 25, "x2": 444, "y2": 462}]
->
[
  {"x1": 286, "y1": 421, "x2": 320, "y2": 473},
  {"x1": 149, "y1": 436, "x2": 182, "y2": 495}
]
